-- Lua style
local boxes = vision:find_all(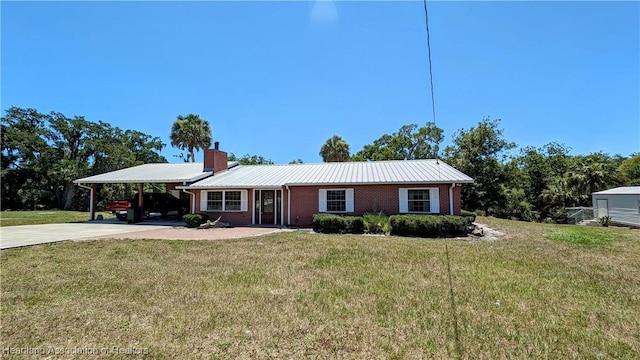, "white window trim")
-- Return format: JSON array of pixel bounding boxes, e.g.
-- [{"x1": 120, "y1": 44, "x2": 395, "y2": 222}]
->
[
  {"x1": 200, "y1": 190, "x2": 248, "y2": 212},
  {"x1": 399, "y1": 187, "x2": 440, "y2": 214},
  {"x1": 318, "y1": 188, "x2": 354, "y2": 213}
]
